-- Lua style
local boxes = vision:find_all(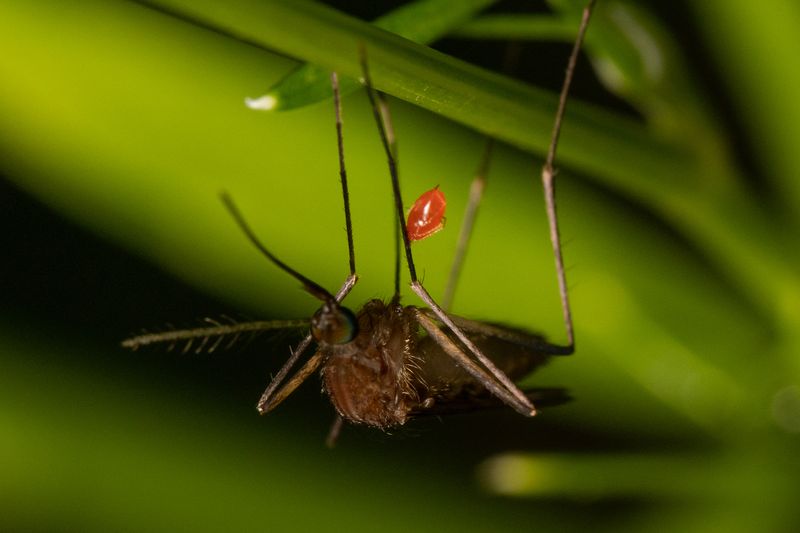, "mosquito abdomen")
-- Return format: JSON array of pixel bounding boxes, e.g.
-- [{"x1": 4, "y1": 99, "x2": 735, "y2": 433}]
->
[{"x1": 415, "y1": 326, "x2": 552, "y2": 399}]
